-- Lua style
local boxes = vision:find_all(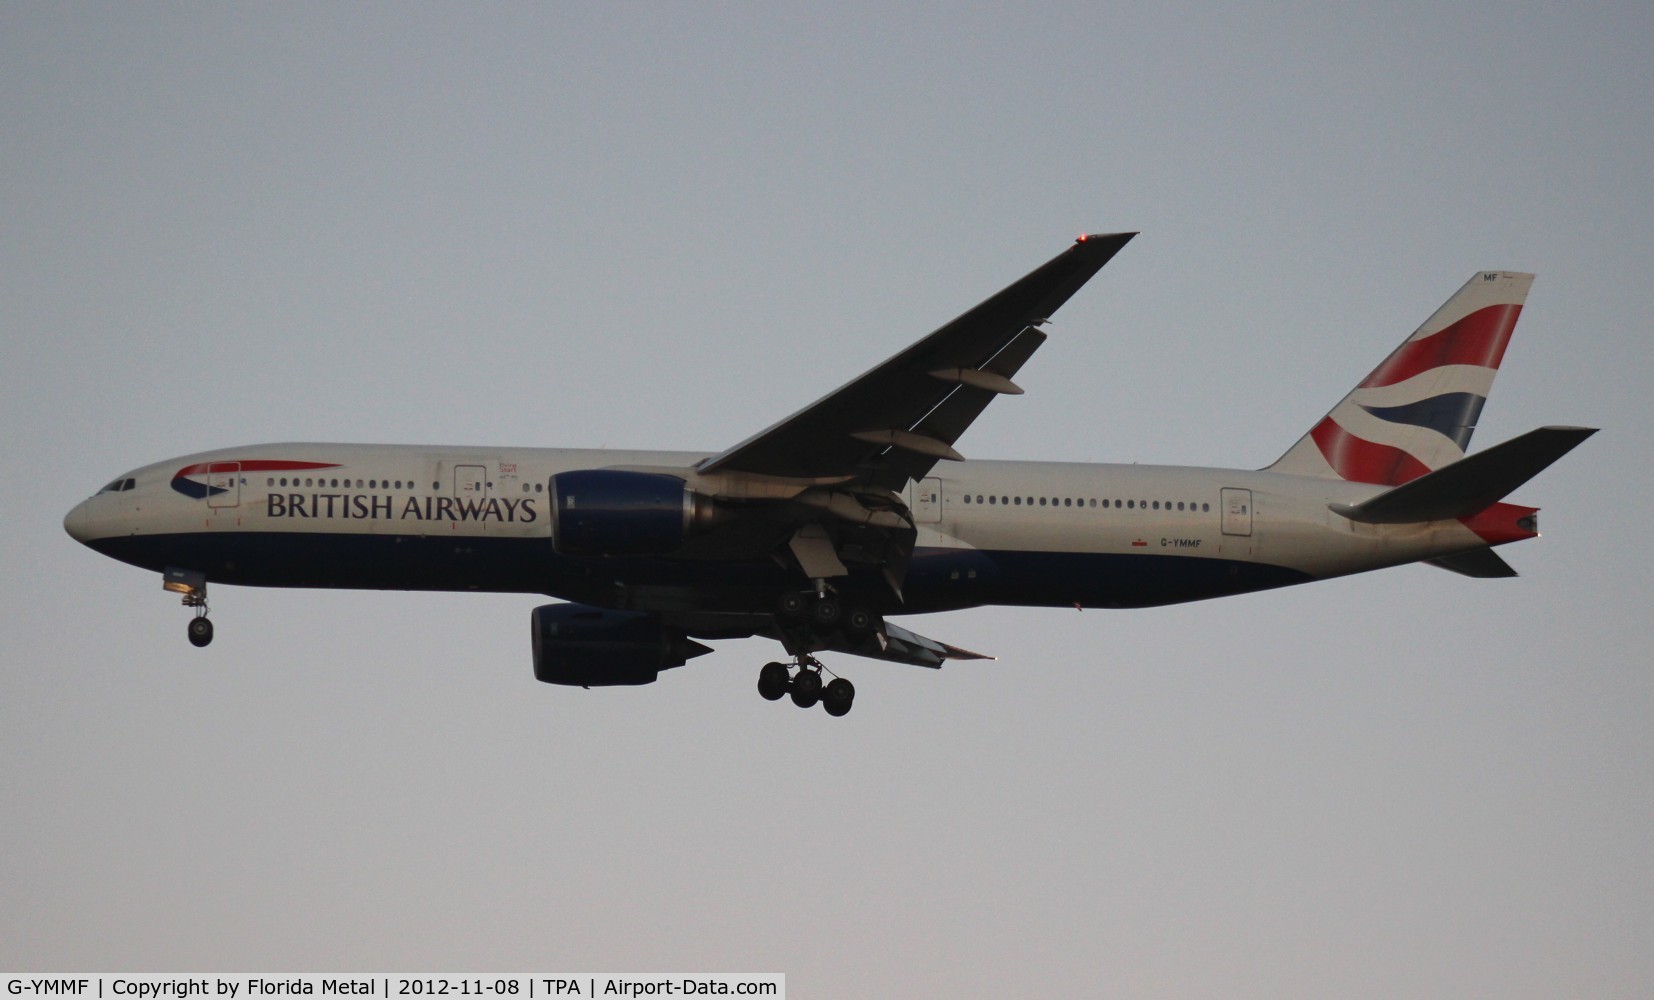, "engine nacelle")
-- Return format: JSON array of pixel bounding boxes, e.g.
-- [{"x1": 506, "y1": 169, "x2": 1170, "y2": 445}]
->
[
  {"x1": 531, "y1": 603, "x2": 711, "y2": 686},
  {"x1": 550, "y1": 469, "x2": 713, "y2": 557}
]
